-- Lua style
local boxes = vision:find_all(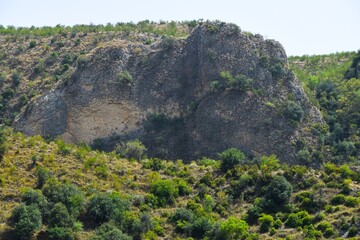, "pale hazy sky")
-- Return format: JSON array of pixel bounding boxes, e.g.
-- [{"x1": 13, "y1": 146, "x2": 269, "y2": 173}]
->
[{"x1": 0, "y1": 0, "x2": 359, "y2": 56}]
